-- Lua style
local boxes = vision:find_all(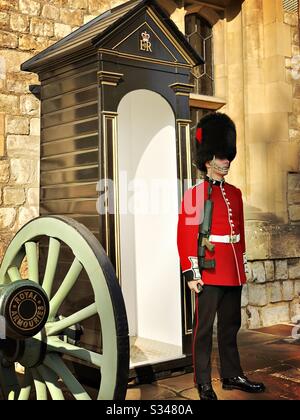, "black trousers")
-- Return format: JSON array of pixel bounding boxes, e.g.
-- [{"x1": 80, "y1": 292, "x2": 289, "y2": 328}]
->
[{"x1": 192, "y1": 285, "x2": 244, "y2": 385}]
